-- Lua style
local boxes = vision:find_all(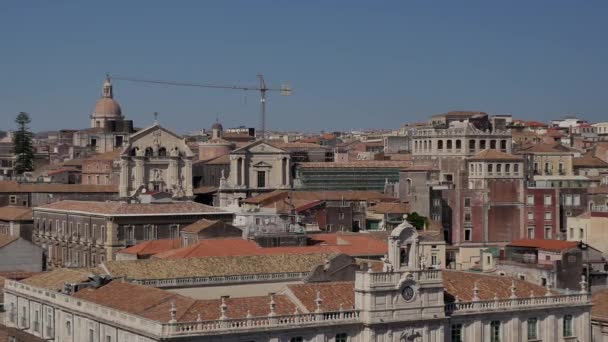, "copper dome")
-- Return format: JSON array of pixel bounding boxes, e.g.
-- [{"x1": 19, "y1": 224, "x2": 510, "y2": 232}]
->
[{"x1": 93, "y1": 97, "x2": 122, "y2": 117}]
